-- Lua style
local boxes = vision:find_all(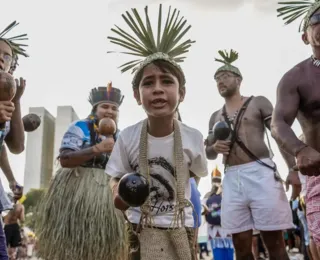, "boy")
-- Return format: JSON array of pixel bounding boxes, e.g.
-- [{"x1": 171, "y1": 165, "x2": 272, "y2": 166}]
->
[{"x1": 106, "y1": 4, "x2": 208, "y2": 260}]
